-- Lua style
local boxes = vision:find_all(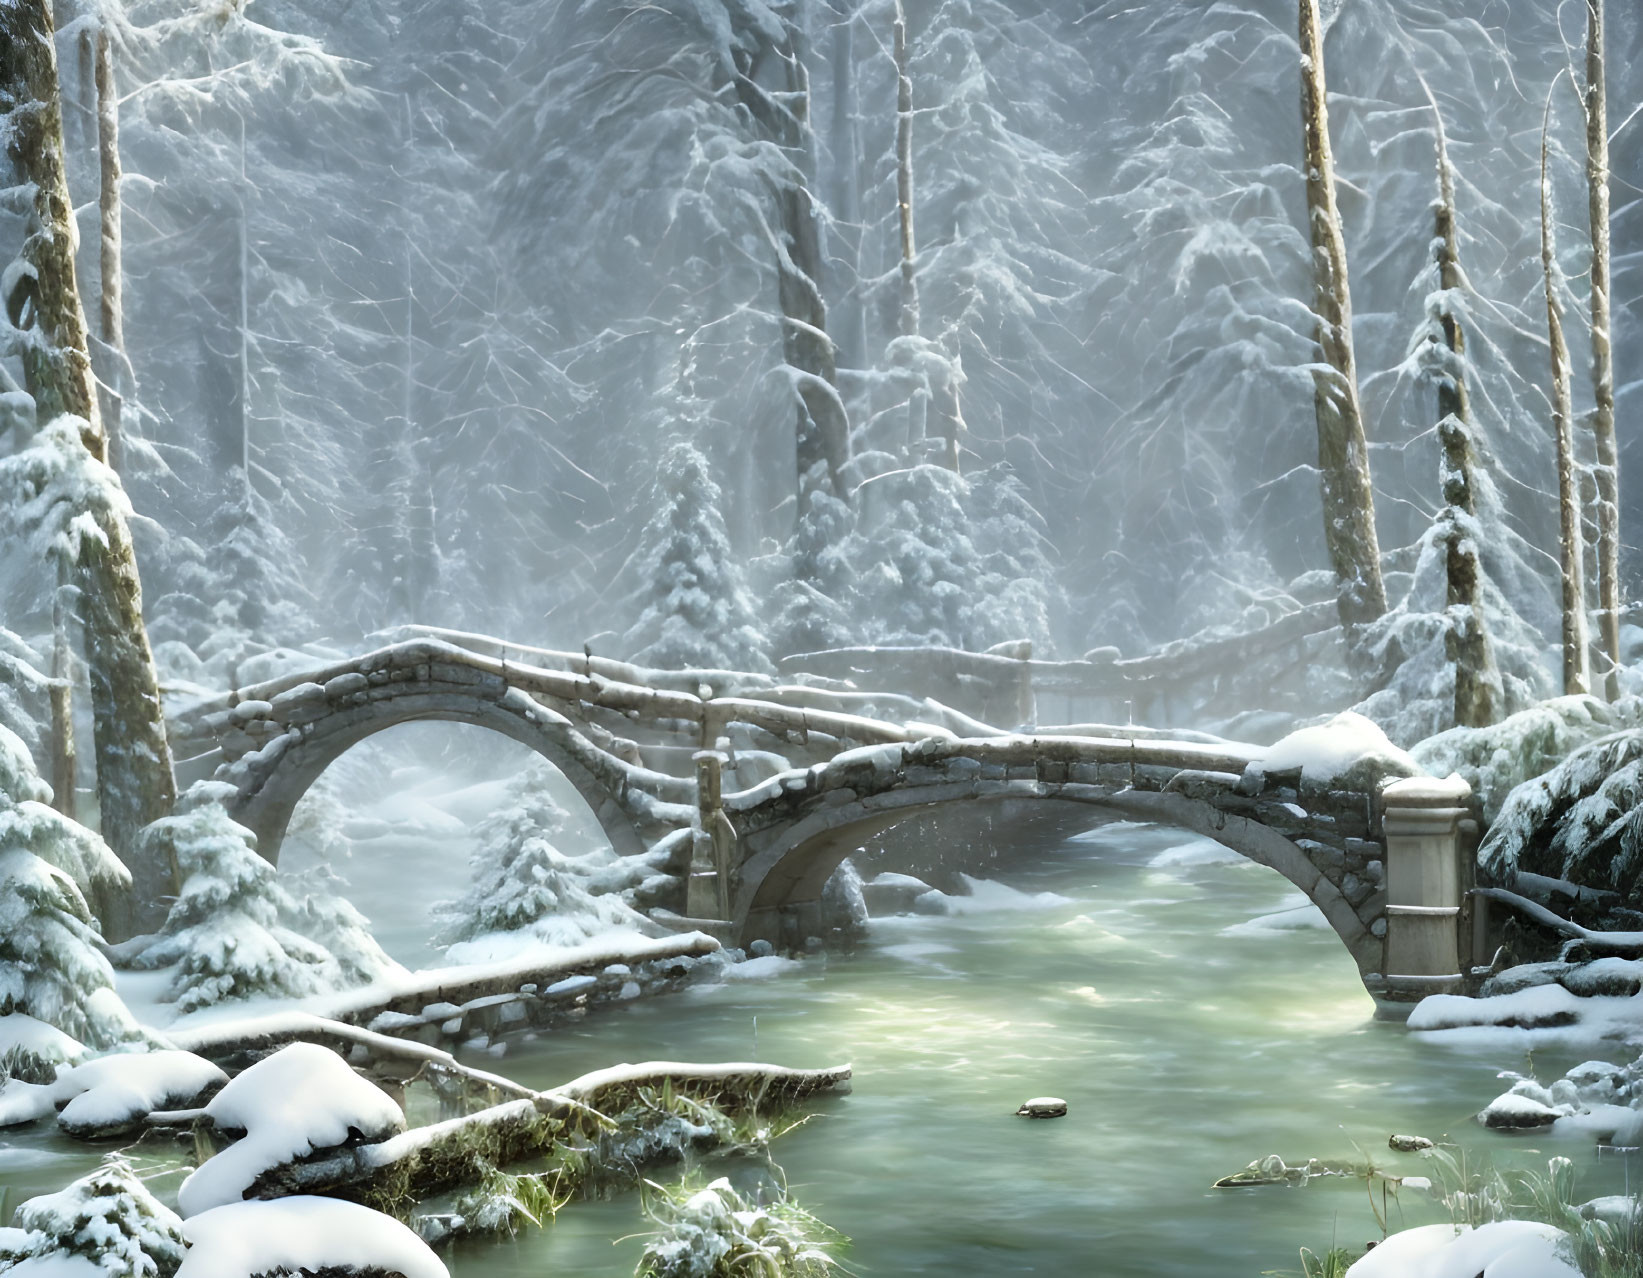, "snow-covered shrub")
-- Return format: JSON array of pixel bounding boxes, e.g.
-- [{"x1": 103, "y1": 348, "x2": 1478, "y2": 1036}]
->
[
  {"x1": 1477, "y1": 731, "x2": 1643, "y2": 905},
  {"x1": 127, "y1": 782, "x2": 397, "y2": 1012},
  {"x1": 636, "y1": 1176, "x2": 846, "y2": 1278},
  {"x1": 434, "y1": 762, "x2": 657, "y2": 960},
  {"x1": 619, "y1": 442, "x2": 771, "y2": 673},
  {"x1": 0, "y1": 730, "x2": 142, "y2": 1050},
  {"x1": 5, "y1": 1154, "x2": 188, "y2": 1277},
  {"x1": 1351, "y1": 523, "x2": 1554, "y2": 748},
  {"x1": 1414, "y1": 696, "x2": 1643, "y2": 823}
]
